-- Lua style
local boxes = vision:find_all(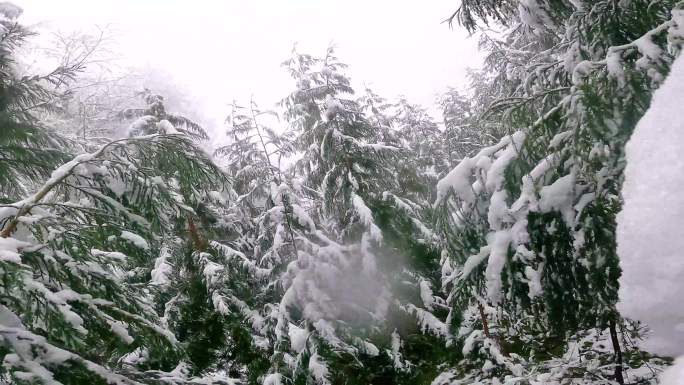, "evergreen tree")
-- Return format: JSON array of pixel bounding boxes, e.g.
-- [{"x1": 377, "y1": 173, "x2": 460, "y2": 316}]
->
[
  {"x1": 391, "y1": 97, "x2": 447, "y2": 203},
  {"x1": 438, "y1": 85, "x2": 499, "y2": 166},
  {"x1": 434, "y1": 0, "x2": 682, "y2": 383},
  {"x1": 276, "y1": 45, "x2": 457, "y2": 385},
  {"x1": 3, "y1": 1, "x2": 681, "y2": 384},
  {"x1": 114, "y1": 92, "x2": 244, "y2": 384},
  {"x1": 122, "y1": 89, "x2": 208, "y2": 141},
  {"x1": 0, "y1": 21, "x2": 228, "y2": 380},
  {"x1": 0, "y1": 4, "x2": 72, "y2": 201},
  {"x1": 0, "y1": 132, "x2": 226, "y2": 384}
]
